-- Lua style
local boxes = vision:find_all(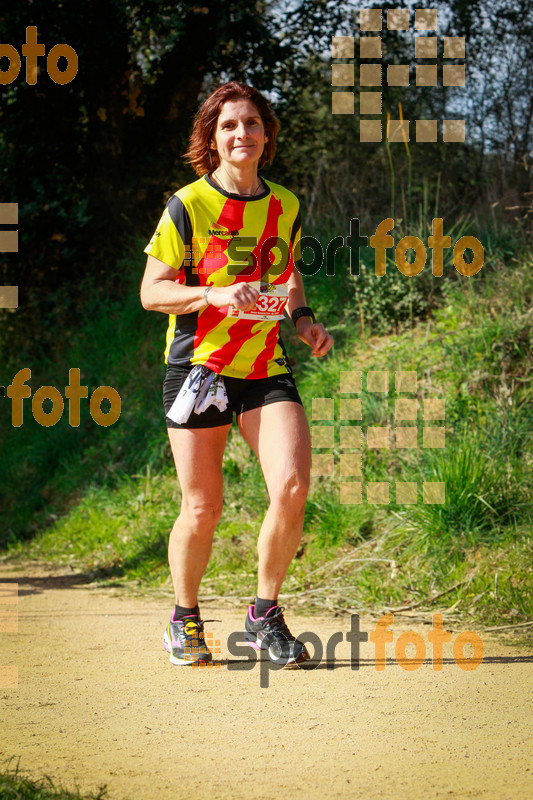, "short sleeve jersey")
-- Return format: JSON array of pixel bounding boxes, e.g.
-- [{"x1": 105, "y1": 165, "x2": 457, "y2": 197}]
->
[{"x1": 144, "y1": 172, "x2": 302, "y2": 379}]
